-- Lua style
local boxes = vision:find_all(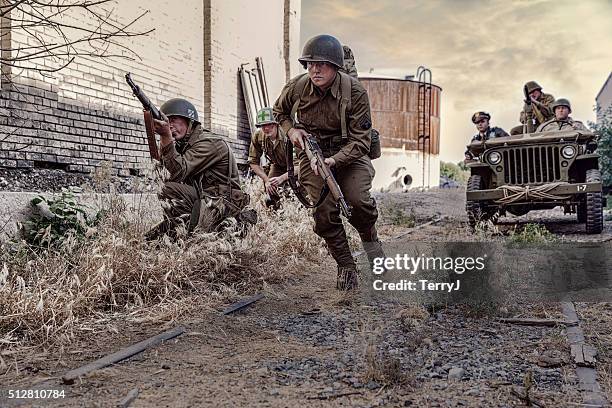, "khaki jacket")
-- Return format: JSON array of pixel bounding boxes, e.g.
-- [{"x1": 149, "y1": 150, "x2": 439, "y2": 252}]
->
[
  {"x1": 247, "y1": 128, "x2": 288, "y2": 168},
  {"x1": 536, "y1": 117, "x2": 588, "y2": 132},
  {"x1": 520, "y1": 92, "x2": 555, "y2": 126},
  {"x1": 161, "y1": 125, "x2": 242, "y2": 197},
  {"x1": 273, "y1": 72, "x2": 372, "y2": 168}
]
